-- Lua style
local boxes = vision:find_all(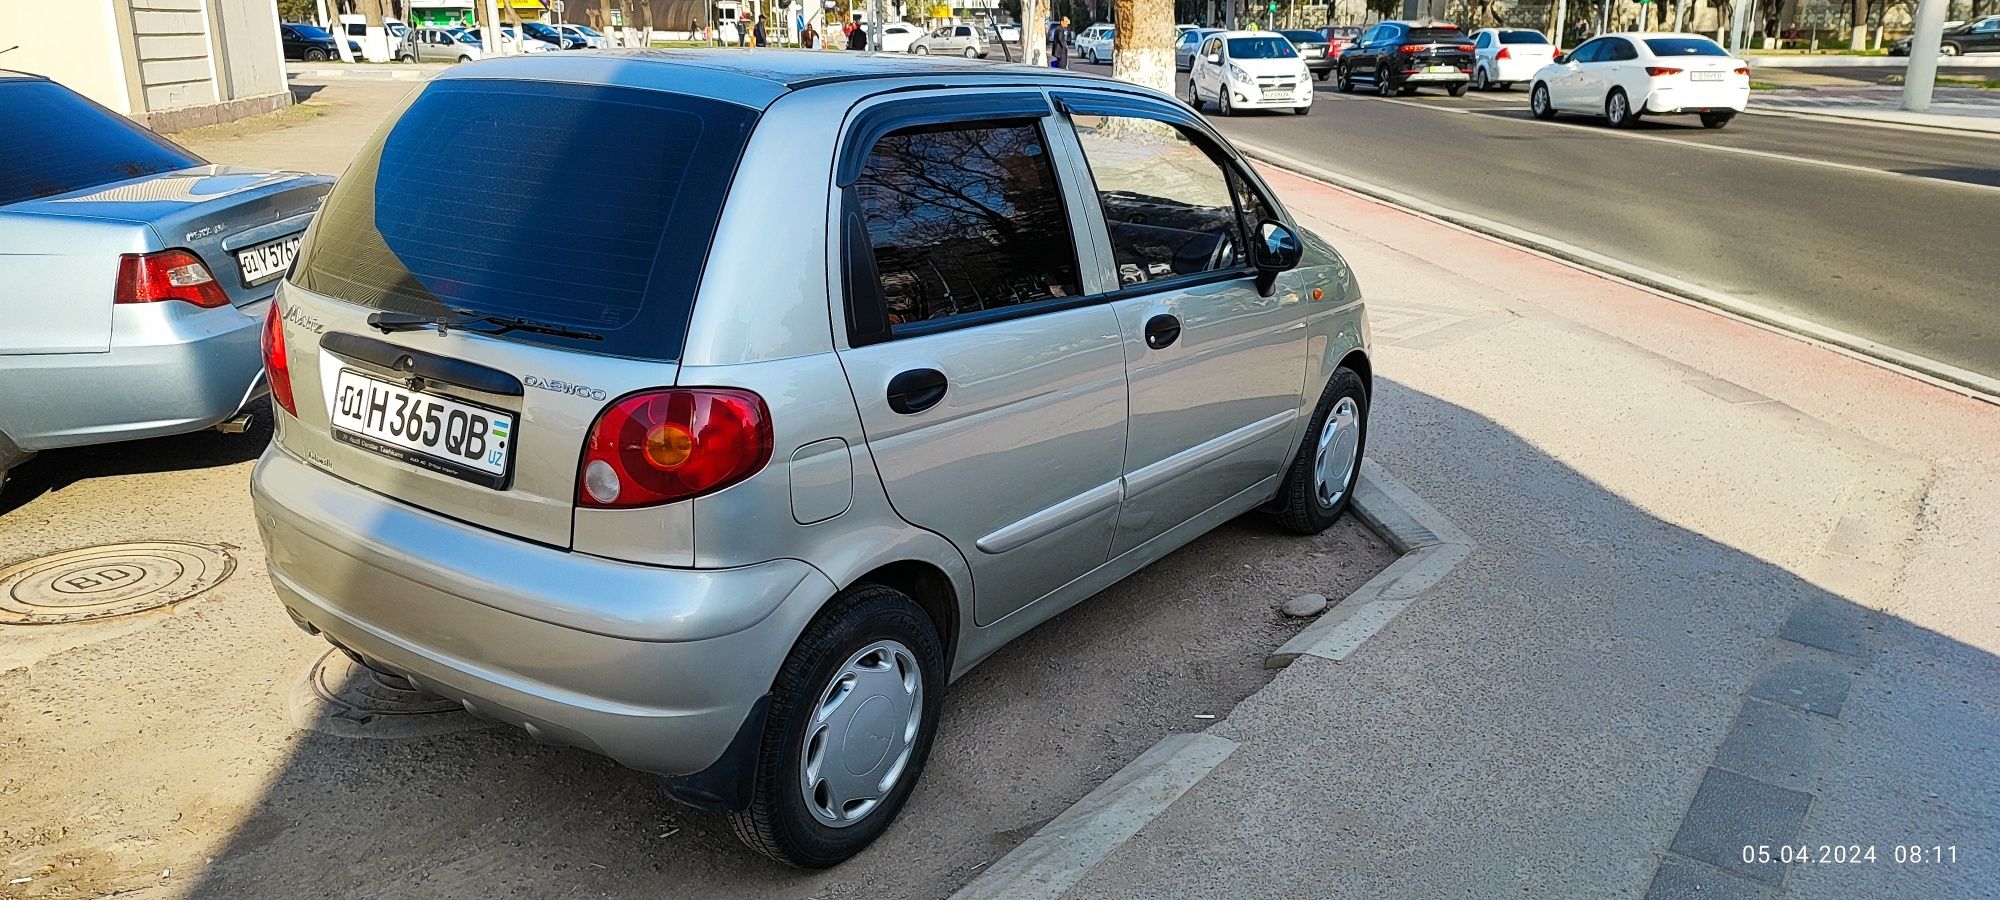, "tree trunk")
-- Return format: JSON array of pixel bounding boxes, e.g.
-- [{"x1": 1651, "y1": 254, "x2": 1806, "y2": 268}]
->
[
  {"x1": 361, "y1": 0, "x2": 389, "y2": 61},
  {"x1": 1111, "y1": 0, "x2": 1174, "y2": 92},
  {"x1": 1022, "y1": 0, "x2": 1048, "y2": 65},
  {"x1": 1849, "y1": 0, "x2": 1868, "y2": 46},
  {"x1": 600, "y1": 0, "x2": 616, "y2": 45}
]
